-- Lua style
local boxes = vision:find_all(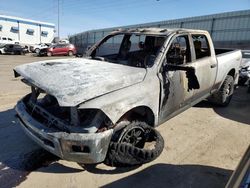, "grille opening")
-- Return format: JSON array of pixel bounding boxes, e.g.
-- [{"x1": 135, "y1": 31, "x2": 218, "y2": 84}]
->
[{"x1": 72, "y1": 145, "x2": 90, "y2": 153}]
